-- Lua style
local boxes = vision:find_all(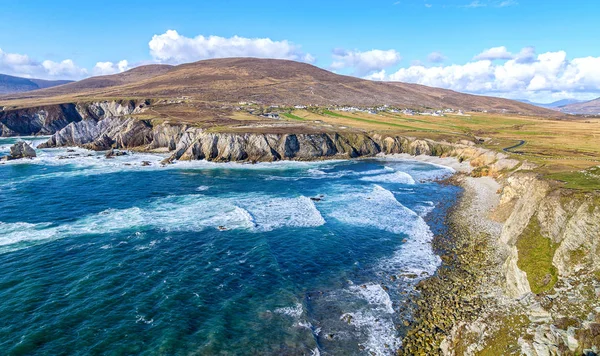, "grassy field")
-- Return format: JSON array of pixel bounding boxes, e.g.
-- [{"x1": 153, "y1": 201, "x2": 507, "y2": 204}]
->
[
  {"x1": 117, "y1": 102, "x2": 600, "y2": 190},
  {"x1": 279, "y1": 108, "x2": 600, "y2": 190}
]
